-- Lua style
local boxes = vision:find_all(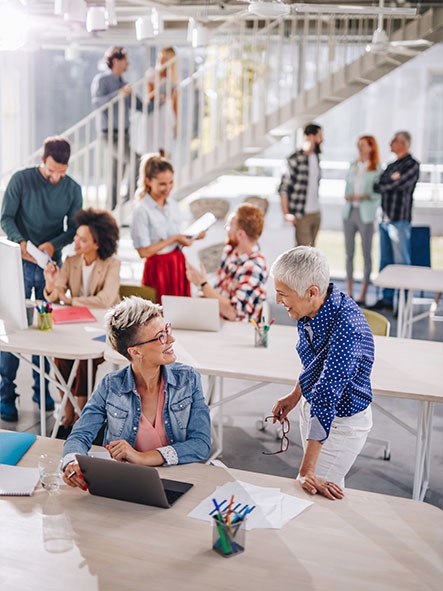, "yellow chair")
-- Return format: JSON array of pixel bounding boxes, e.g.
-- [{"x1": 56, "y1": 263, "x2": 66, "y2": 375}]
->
[
  {"x1": 362, "y1": 308, "x2": 391, "y2": 337},
  {"x1": 119, "y1": 284, "x2": 157, "y2": 304},
  {"x1": 362, "y1": 307, "x2": 391, "y2": 460}
]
